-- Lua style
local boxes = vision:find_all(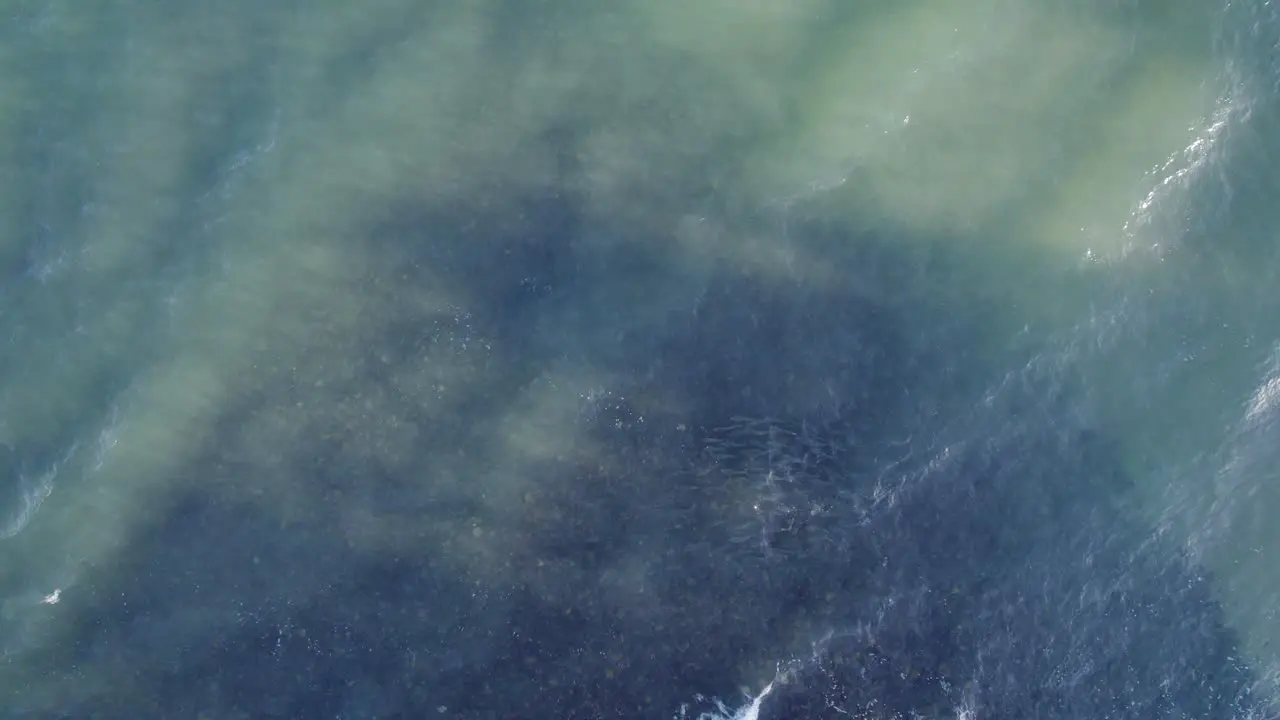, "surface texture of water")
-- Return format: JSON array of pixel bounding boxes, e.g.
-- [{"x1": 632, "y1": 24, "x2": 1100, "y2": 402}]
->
[{"x1": 0, "y1": 1, "x2": 1278, "y2": 717}]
